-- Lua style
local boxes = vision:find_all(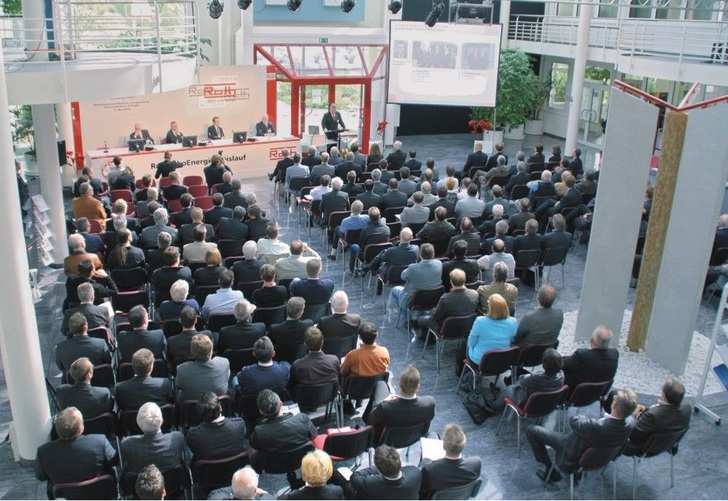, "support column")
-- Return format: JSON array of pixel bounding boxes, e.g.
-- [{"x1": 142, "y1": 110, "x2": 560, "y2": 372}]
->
[
  {"x1": 564, "y1": 0, "x2": 593, "y2": 156},
  {"x1": 33, "y1": 103, "x2": 68, "y2": 263},
  {"x1": 499, "y1": 0, "x2": 511, "y2": 48},
  {"x1": 0, "y1": 45, "x2": 53, "y2": 462},
  {"x1": 21, "y1": 0, "x2": 47, "y2": 55}
]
